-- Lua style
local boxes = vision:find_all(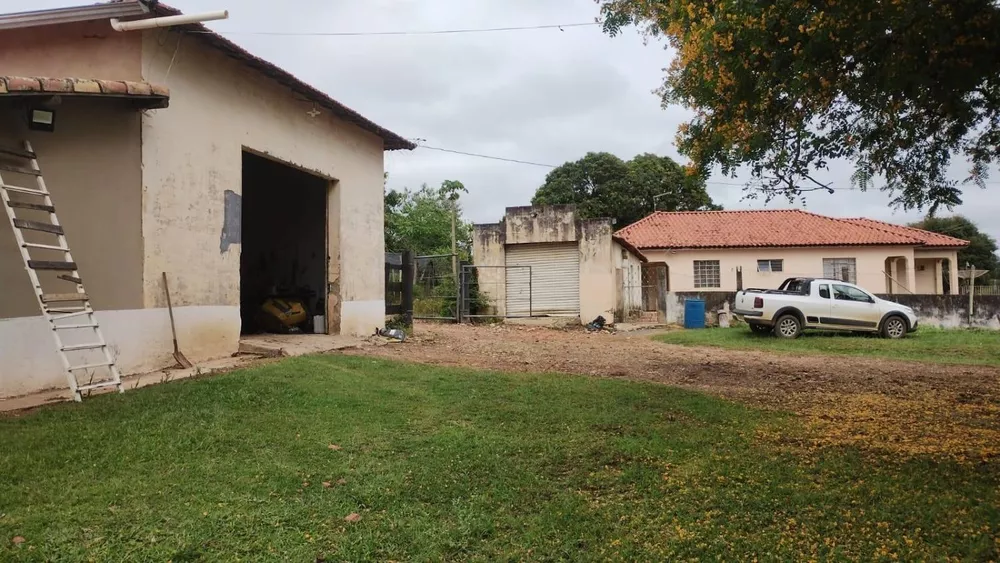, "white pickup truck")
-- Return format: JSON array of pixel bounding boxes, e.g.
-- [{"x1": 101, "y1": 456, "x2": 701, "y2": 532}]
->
[{"x1": 733, "y1": 277, "x2": 918, "y2": 339}]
